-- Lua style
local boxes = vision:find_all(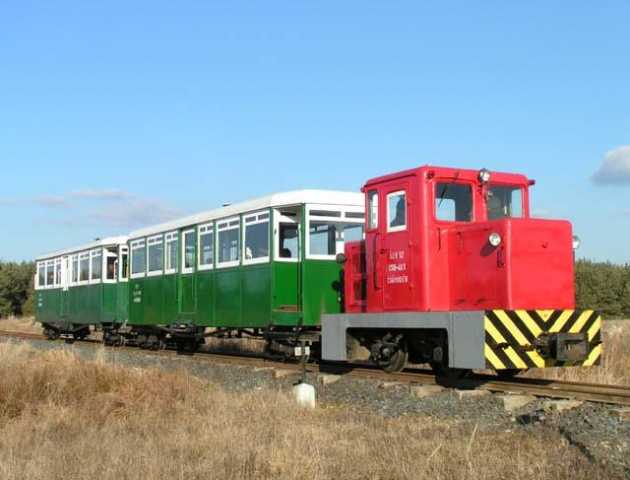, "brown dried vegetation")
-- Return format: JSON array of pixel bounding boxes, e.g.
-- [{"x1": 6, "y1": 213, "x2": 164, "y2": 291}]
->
[{"x1": 0, "y1": 342, "x2": 616, "y2": 480}]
